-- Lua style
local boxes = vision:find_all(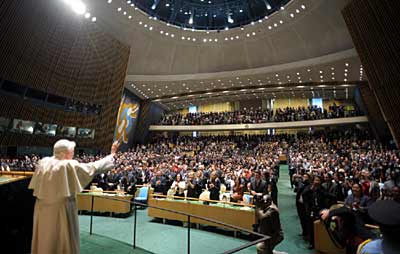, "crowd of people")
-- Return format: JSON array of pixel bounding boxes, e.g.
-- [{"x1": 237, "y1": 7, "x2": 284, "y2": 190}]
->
[
  {"x1": 1, "y1": 155, "x2": 39, "y2": 171},
  {"x1": 160, "y1": 109, "x2": 273, "y2": 125},
  {"x1": 159, "y1": 104, "x2": 361, "y2": 125},
  {"x1": 65, "y1": 99, "x2": 101, "y2": 115},
  {"x1": 81, "y1": 135, "x2": 284, "y2": 203},
  {"x1": 289, "y1": 129, "x2": 400, "y2": 251},
  {"x1": 2, "y1": 128, "x2": 400, "y2": 253}
]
